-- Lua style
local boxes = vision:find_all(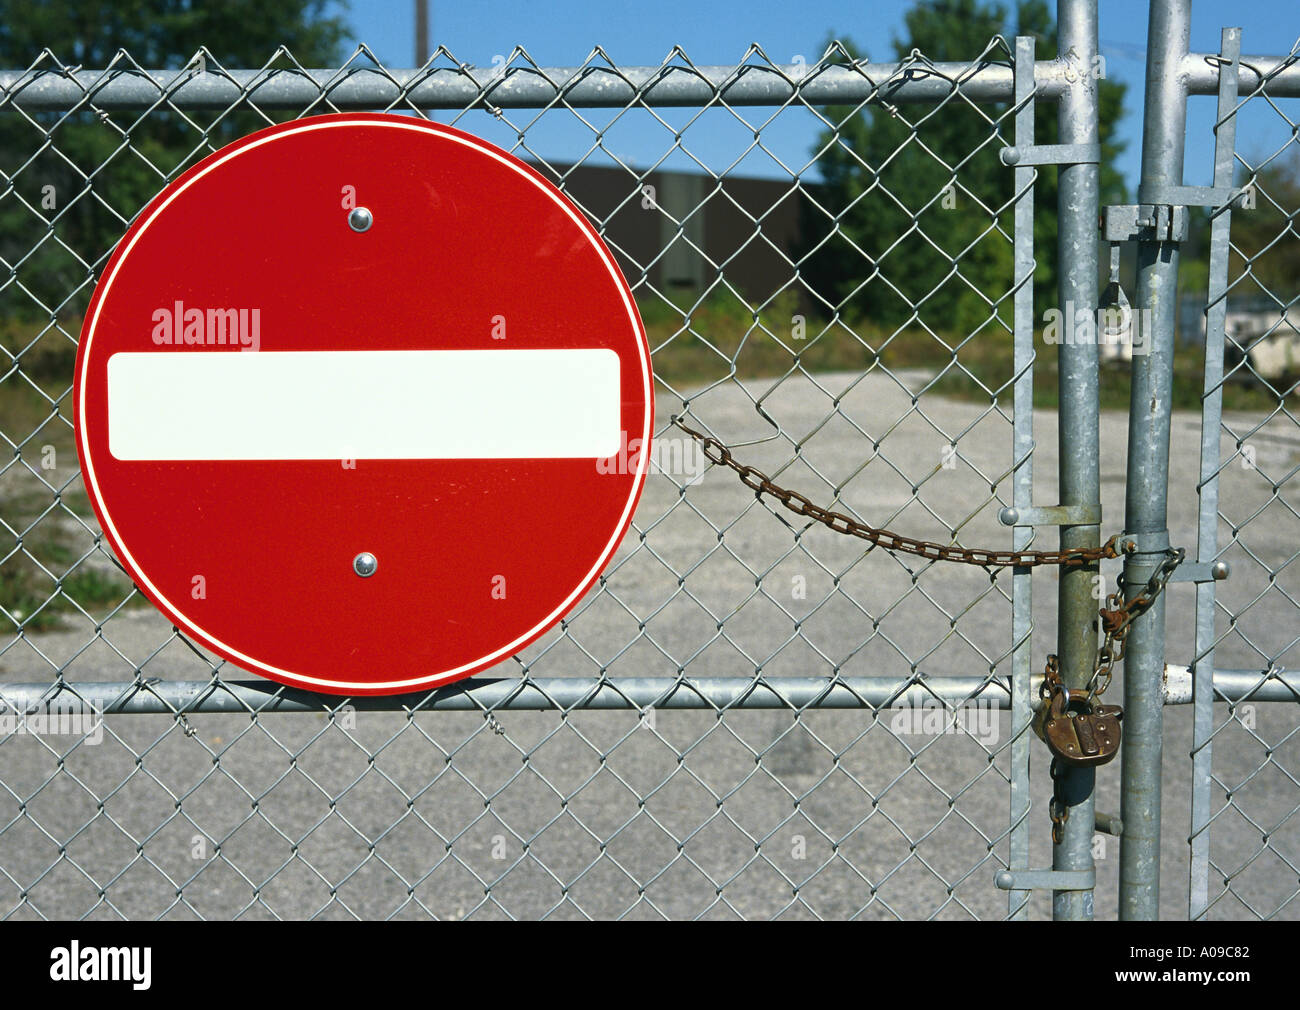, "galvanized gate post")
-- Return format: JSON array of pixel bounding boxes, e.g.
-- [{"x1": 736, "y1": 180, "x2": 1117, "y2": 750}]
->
[
  {"x1": 1119, "y1": 0, "x2": 1191, "y2": 920},
  {"x1": 1051, "y1": 0, "x2": 1103, "y2": 922}
]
